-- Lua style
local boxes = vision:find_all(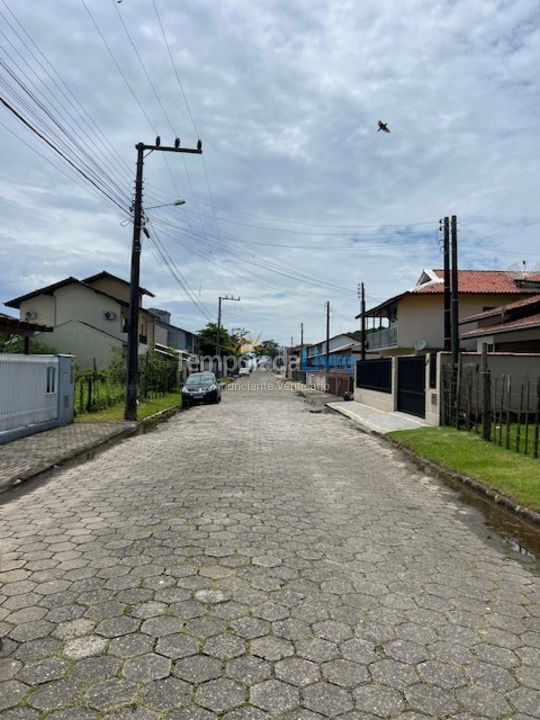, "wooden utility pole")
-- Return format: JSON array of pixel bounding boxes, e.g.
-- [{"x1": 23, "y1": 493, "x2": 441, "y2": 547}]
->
[
  {"x1": 442, "y1": 217, "x2": 451, "y2": 351},
  {"x1": 125, "y1": 137, "x2": 202, "y2": 421}
]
